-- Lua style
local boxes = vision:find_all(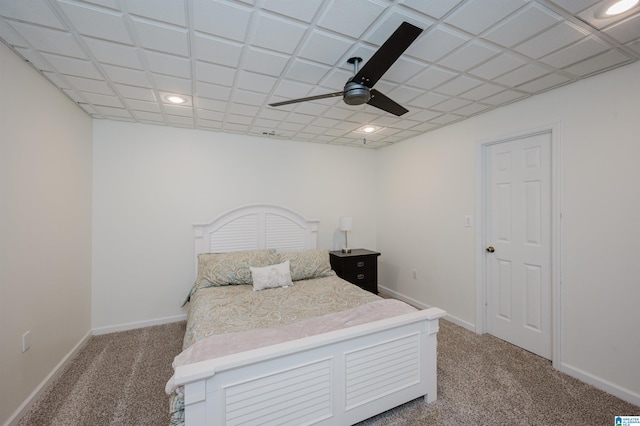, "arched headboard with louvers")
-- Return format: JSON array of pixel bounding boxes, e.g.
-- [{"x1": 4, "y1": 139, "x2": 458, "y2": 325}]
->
[{"x1": 193, "y1": 204, "x2": 319, "y2": 272}]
